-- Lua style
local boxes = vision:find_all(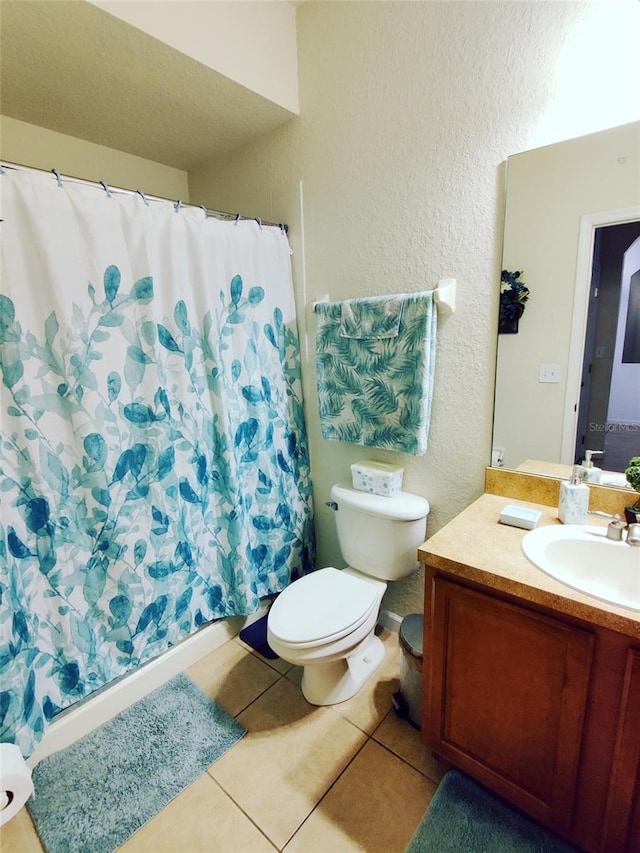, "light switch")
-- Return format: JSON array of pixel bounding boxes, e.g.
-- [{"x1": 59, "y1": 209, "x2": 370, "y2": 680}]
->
[{"x1": 539, "y1": 363, "x2": 561, "y2": 383}]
